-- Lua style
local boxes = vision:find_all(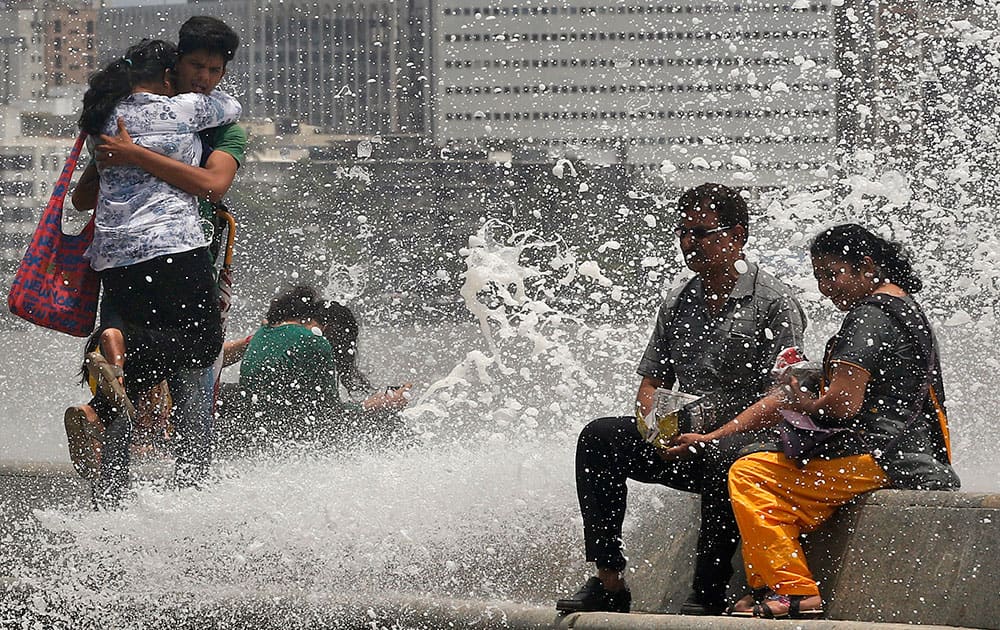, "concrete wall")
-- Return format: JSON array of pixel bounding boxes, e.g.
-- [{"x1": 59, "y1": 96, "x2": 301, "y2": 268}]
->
[{"x1": 629, "y1": 490, "x2": 1000, "y2": 629}]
